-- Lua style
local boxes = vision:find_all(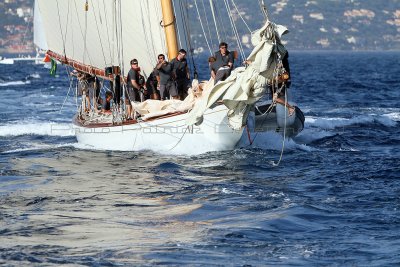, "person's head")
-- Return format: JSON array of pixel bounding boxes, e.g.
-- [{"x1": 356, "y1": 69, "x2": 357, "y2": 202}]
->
[
  {"x1": 157, "y1": 54, "x2": 165, "y2": 62},
  {"x1": 130, "y1": 59, "x2": 138, "y2": 68},
  {"x1": 177, "y1": 49, "x2": 187, "y2": 60},
  {"x1": 219, "y1": 42, "x2": 228, "y2": 54}
]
